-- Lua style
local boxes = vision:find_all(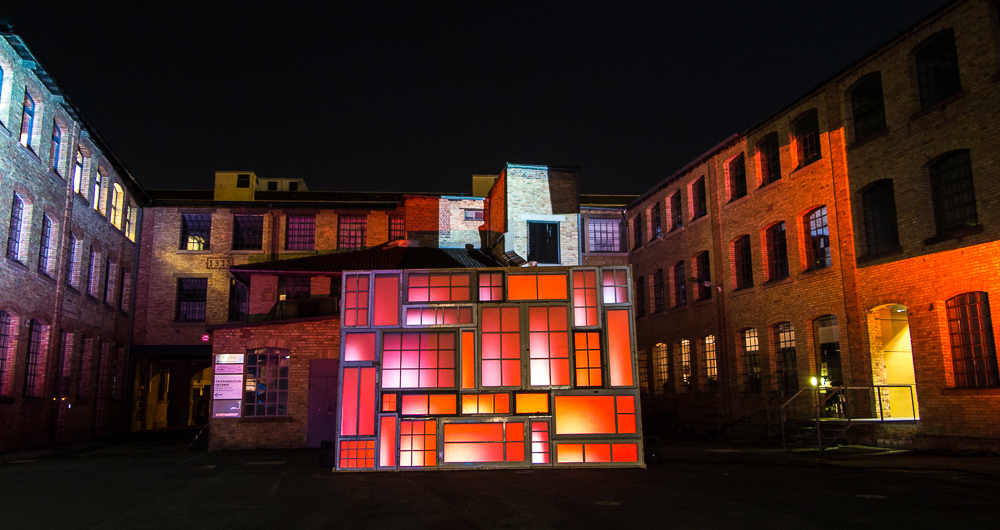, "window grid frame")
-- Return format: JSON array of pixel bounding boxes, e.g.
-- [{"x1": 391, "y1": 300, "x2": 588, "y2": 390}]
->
[
  {"x1": 851, "y1": 73, "x2": 887, "y2": 142},
  {"x1": 742, "y1": 329, "x2": 761, "y2": 393},
  {"x1": 805, "y1": 207, "x2": 832, "y2": 270},
  {"x1": 286, "y1": 214, "x2": 317, "y2": 251},
  {"x1": 916, "y1": 30, "x2": 962, "y2": 110},
  {"x1": 734, "y1": 235, "x2": 753, "y2": 290},
  {"x1": 758, "y1": 134, "x2": 781, "y2": 186},
  {"x1": 728, "y1": 155, "x2": 747, "y2": 201},
  {"x1": 587, "y1": 218, "x2": 622, "y2": 253},
  {"x1": 179, "y1": 213, "x2": 212, "y2": 251},
  {"x1": 795, "y1": 111, "x2": 821, "y2": 166},
  {"x1": 24, "y1": 319, "x2": 44, "y2": 397},
  {"x1": 930, "y1": 150, "x2": 977, "y2": 234},
  {"x1": 946, "y1": 292, "x2": 999, "y2": 388},
  {"x1": 766, "y1": 222, "x2": 789, "y2": 281},
  {"x1": 862, "y1": 180, "x2": 900, "y2": 256},
  {"x1": 653, "y1": 343, "x2": 668, "y2": 395},
  {"x1": 337, "y1": 215, "x2": 367, "y2": 250},
  {"x1": 243, "y1": 349, "x2": 291, "y2": 417},
  {"x1": 6, "y1": 194, "x2": 24, "y2": 262},
  {"x1": 673, "y1": 261, "x2": 686, "y2": 308},
  {"x1": 232, "y1": 214, "x2": 264, "y2": 251},
  {"x1": 702, "y1": 336, "x2": 717, "y2": 391},
  {"x1": 775, "y1": 322, "x2": 798, "y2": 392},
  {"x1": 175, "y1": 278, "x2": 208, "y2": 322}
]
